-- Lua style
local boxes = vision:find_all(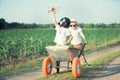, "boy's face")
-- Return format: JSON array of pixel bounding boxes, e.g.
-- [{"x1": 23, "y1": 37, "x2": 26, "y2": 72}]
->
[
  {"x1": 70, "y1": 23, "x2": 77, "y2": 30},
  {"x1": 60, "y1": 21, "x2": 63, "y2": 25},
  {"x1": 60, "y1": 21, "x2": 66, "y2": 27}
]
